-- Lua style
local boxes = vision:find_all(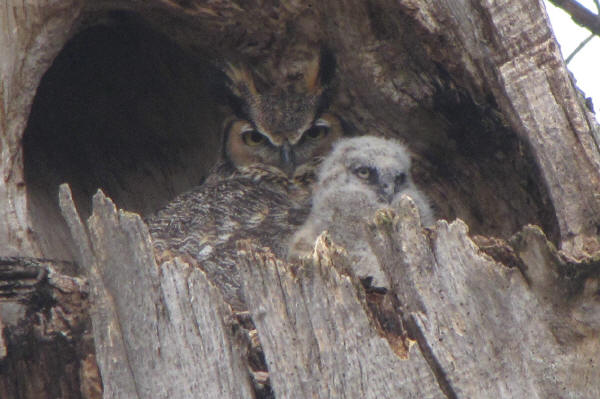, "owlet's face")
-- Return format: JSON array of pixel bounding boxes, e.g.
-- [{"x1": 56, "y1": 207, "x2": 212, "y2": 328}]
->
[
  {"x1": 318, "y1": 136, "x2": 414, "y2": 205},
  {"x1": 224, "y1": 56, "x2": 343, "y2": 177}
]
